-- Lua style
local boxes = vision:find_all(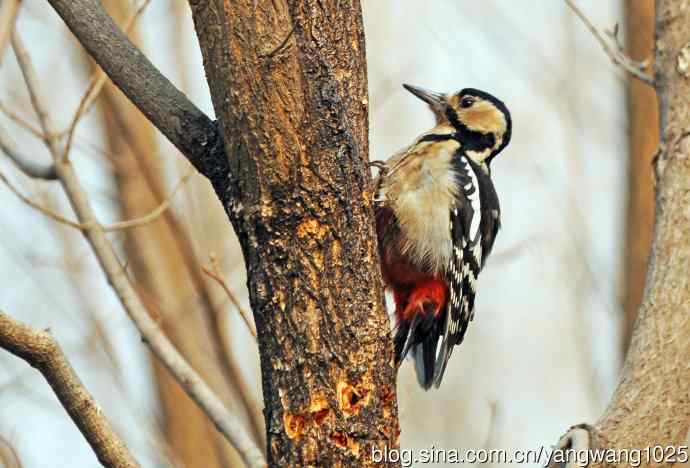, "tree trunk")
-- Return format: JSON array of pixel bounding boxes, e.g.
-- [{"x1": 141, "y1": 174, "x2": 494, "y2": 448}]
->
[
  {"x1": 621, "y1": 0, "x2": 657, "y2": 354},
  {"x1": 188, "y1": 1, "x2": 400, "y2": 465},
  {"x1": 584, "y1": 0, "x2": 690, "y2": 463}
]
